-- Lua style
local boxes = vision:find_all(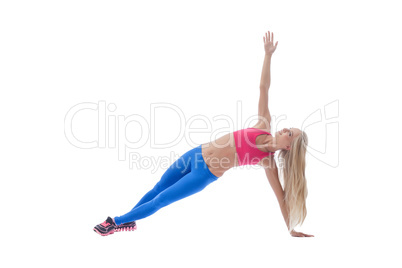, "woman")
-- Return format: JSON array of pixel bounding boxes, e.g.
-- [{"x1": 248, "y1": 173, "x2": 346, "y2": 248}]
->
[{"x1": 94, "y1": 31, "x2": 313, "y2": 238}]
